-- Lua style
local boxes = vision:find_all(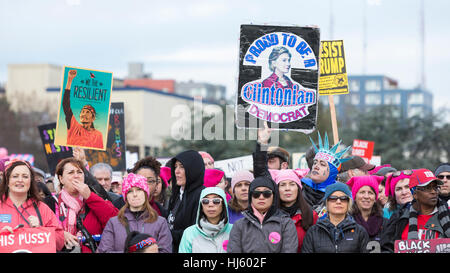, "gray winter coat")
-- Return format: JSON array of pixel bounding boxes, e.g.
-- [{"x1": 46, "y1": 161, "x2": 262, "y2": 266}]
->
[{"x1": 227, "y1": 209, "x2": 298, "y2": 253}]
